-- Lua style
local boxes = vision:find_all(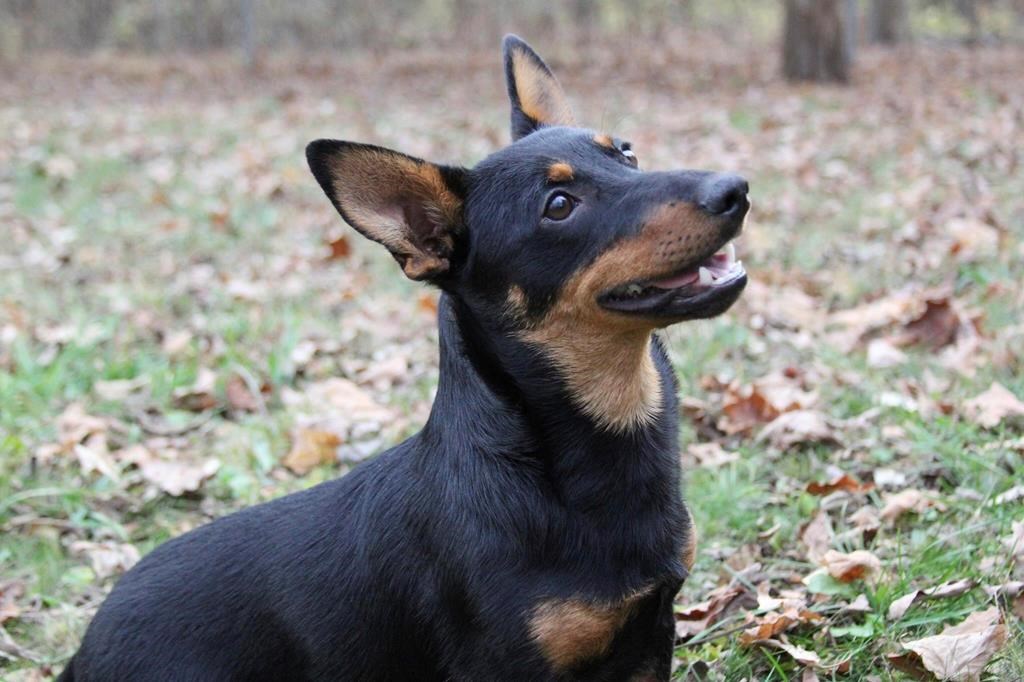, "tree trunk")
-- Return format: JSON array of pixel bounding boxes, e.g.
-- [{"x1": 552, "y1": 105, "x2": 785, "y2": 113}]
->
[
  {"x1": 782, "y1": 0, "x2": 852, "y2": 83},
  {"x1": 869, "y1": 0, "x2": 908, "y2": 44}
]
